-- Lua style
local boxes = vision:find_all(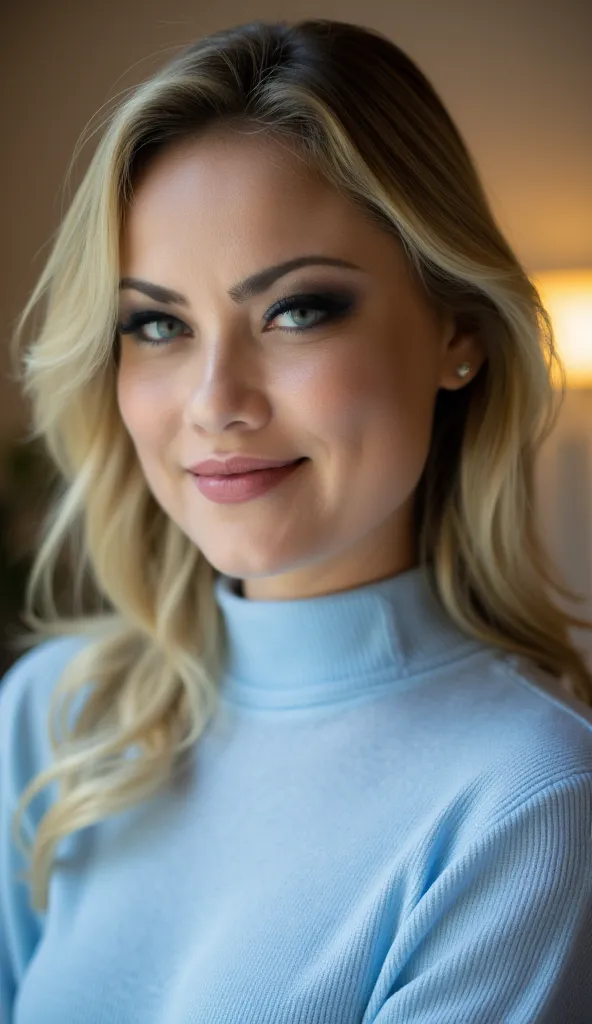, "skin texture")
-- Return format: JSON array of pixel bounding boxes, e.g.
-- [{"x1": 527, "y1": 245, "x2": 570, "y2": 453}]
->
[{"x1": 116, "y1": 128, "x2": 486, "y2": 601}]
